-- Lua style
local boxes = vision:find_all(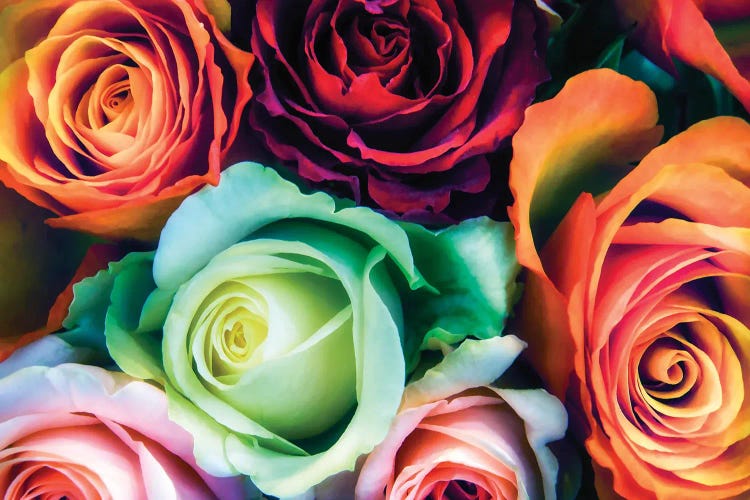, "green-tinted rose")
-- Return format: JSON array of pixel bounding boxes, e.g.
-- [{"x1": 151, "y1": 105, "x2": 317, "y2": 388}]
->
[{"x1": 64, "y1": 162, "x2": 520, "y2": 496}]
